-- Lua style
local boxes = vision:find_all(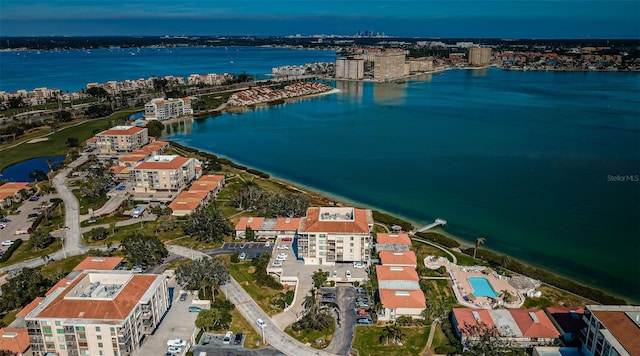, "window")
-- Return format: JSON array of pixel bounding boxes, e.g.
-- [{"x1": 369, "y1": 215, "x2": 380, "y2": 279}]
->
[
  {"x1": 110, "y1": 327, "x2": 115, "y2": 332},
  {"x1": 320, "y1": 234, "x2": 326, "y2": 237},
  {"x1": 79, "y1": 334, "x2": 87, "y2": 339},
  {"x1": 95, "y1": 326, "x2": 101, "y2": 332},
  {"x1": 75, "y1": 326, "x2": 85, "y2": 331},
  {"x1": 58, "y1": 336, "x2": 65, "y2": 342},
  {"x1": 42, "y1": 321, "x2": 50, "y2": 326},
  {"x1": 57, "y1": 328, "x2": 65, "y2": 334},
  {"x1": 55, "y1": 321, "x2": 62, "y2": 326},
  {"x1": 98, "y1": 343, "x2": 104, "y2": 348},
  {"x1": 97, "y1": 335, "x2": 102, "y2": 340},
  {"x1": 43, "y1": 327, "x2": 52, "y2": 334},
  {"x1": 44, "y1": 336, "x2": 54, "y2": 342},
  {"x1": 350, "y1": 237, "x2": 354, "y2": 241}
]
